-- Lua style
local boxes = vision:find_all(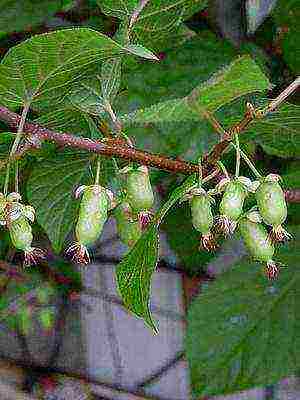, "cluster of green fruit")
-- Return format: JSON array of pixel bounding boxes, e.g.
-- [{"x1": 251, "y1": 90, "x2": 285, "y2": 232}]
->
[
  {"x1": 65, "y1": 165, "x2": 154, "y2": 264},
  {"x1": 0, "y1": 191, "x2": 46, "y2": 266},
  {"x1": 184, "y1": 173, "x2": 291, "y2": 279},
  {"x1": 0, "y1": 158, "x2": 290, "y2": 281}
]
